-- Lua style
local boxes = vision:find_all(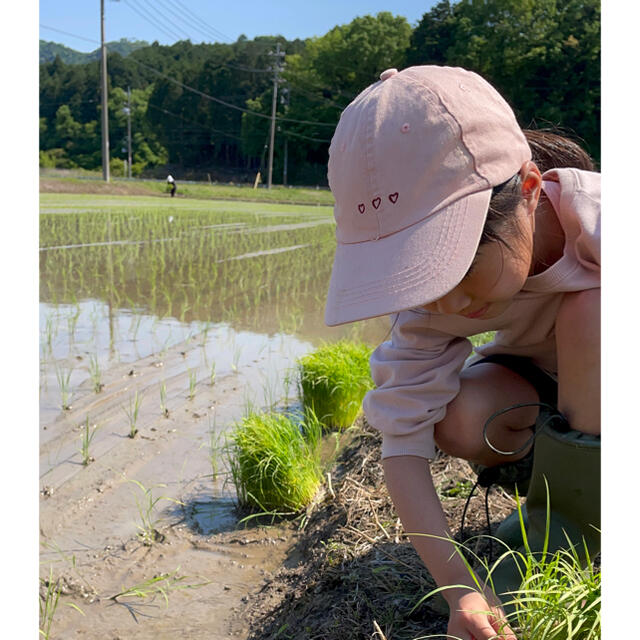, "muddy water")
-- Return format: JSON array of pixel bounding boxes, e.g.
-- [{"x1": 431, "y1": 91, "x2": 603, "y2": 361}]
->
[{"x1": 39, "y1": 193, "x2": 389, "y2": 637}]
